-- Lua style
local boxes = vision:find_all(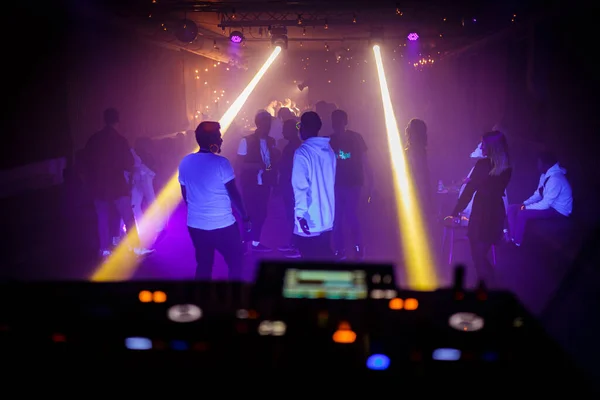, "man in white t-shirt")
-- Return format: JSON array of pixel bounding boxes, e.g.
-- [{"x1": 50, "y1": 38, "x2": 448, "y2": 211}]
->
[
  {"x1": 179, "y1": 121, "x2": 251, "y2": 280},
  {"x1": 292, "y1": 111, "x2": 337, "y2": 259}
]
